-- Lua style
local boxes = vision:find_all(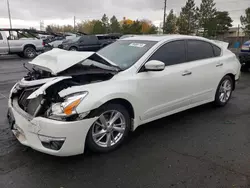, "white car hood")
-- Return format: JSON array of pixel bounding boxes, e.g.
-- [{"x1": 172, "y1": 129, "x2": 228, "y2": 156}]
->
[{"x1": 29, "y1": 49, "x2": 95, "y2": 75}]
